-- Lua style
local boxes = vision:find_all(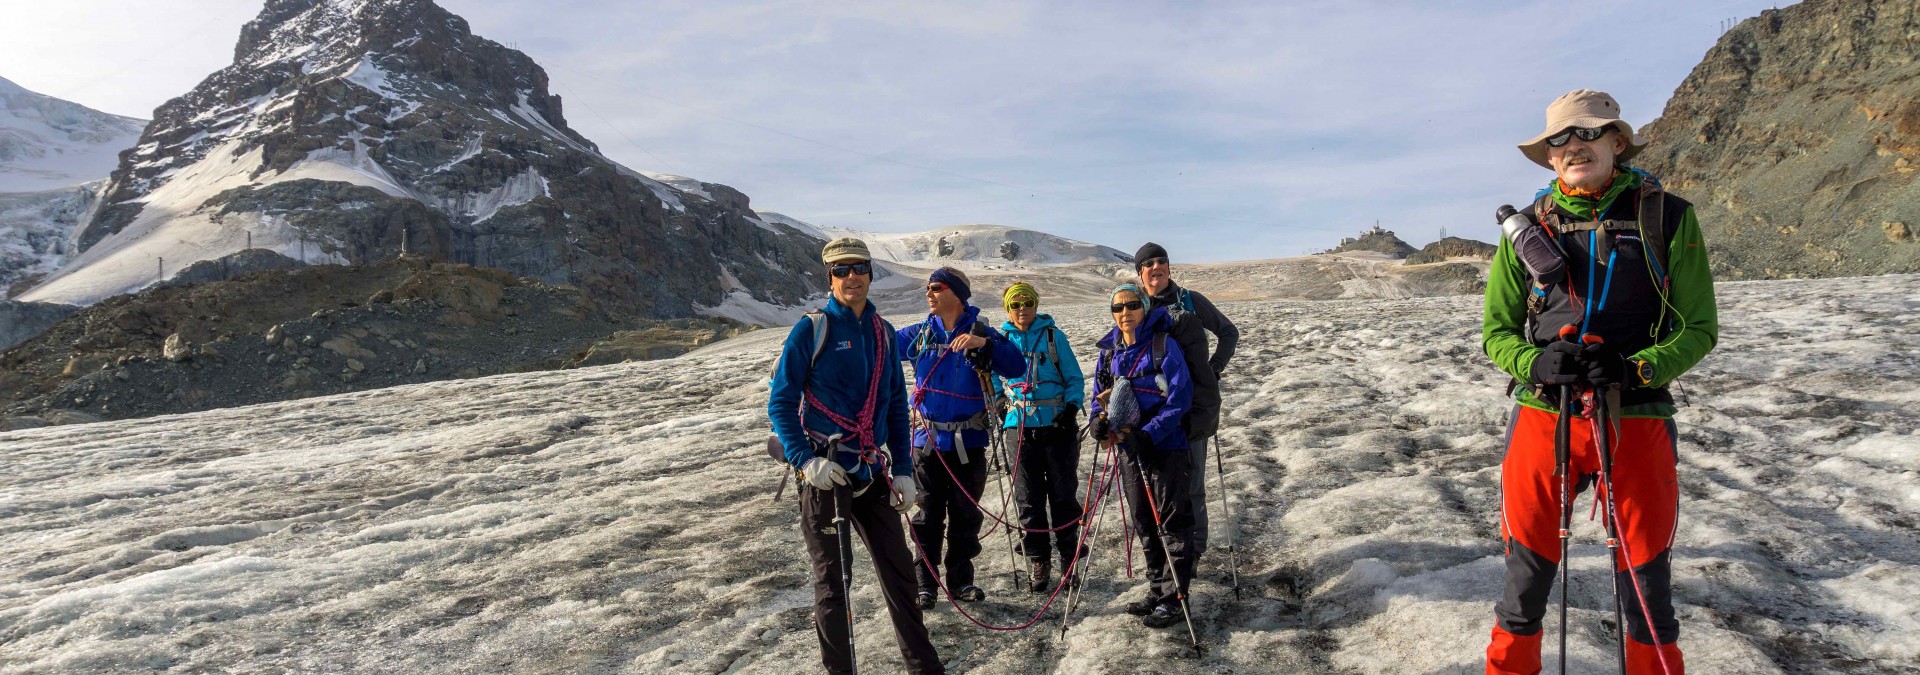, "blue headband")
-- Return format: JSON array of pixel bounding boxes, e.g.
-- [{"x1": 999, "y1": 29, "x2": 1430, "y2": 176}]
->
[
  {"x1": 930, "y1": 268, "x2": 971, "y2": 302},
  {"x1": 1110, "y1": 282, "x2": 1151, "y2": 312}
]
